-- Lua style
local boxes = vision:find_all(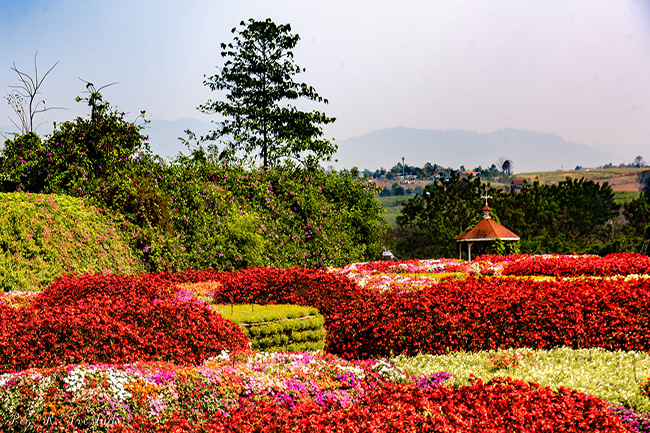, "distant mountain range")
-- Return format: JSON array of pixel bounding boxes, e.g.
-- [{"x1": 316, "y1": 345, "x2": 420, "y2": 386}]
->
[
  {"x1": 14, "y1": 118, "x2": 643, "y2": 174},
  {"x1": 332, "y1": 127, "x2": 646, "y2": 174}
]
